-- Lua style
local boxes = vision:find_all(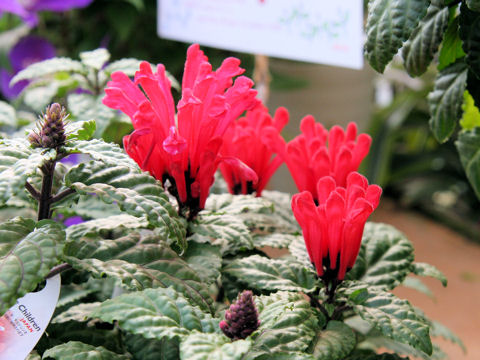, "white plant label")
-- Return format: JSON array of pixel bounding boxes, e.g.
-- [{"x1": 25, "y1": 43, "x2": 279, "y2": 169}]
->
[
  {"x1": 0, "y1": 274, "x2": 61, "y2": 360},
  {"x1": 157, "y1": 0, "x2": 364, "y2": 69}
]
